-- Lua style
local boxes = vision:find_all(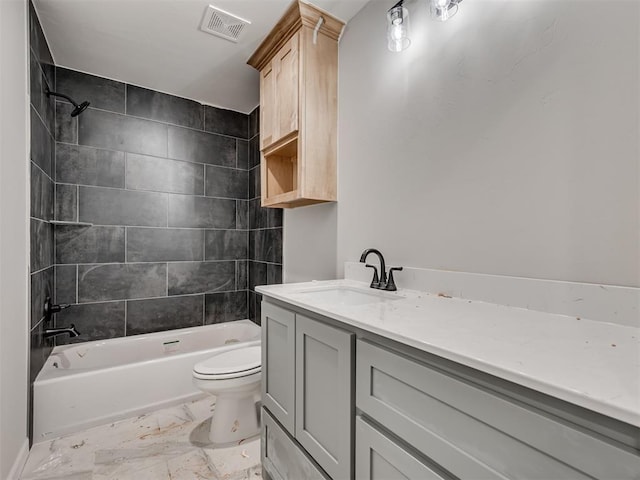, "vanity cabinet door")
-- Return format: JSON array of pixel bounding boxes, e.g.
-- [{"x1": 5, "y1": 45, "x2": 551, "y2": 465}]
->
[
  {"x1": 262, "y1": 408, "x2": 329, "y2": 480},
  {"x1": 355, "y1": 416, "x2": 448, "y2": 480},
  {"x1": 295, "y1": 314, "x2": 354, "y2": 480},
  {"x1": 262, "y1": 302, "x2": 296, "y2": 435},
  {"x1": 356, "y1": 340, "x2": 640, "y2": 480}
]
